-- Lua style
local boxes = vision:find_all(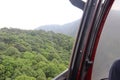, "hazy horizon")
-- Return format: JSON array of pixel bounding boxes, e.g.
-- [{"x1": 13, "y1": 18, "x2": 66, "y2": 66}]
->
[
  {"x1": 0, "y1": 0, "x2": 119, "y2": 30},
  {"x1": 0, "y1": 0, "x2": 83, "y2": 30}
]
